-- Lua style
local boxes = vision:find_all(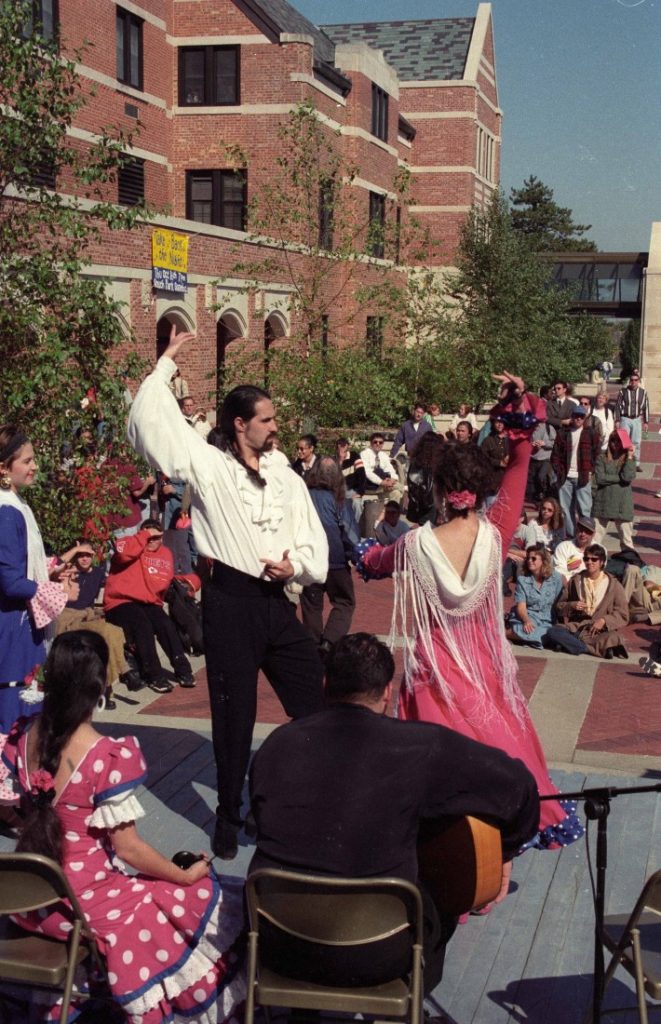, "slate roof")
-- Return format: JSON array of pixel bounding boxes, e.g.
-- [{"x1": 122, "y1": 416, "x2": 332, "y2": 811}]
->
[
  {"x1": 321, "y1": 18, "x2": 476, "y2": 81},
  {"x1": 252, "y1": 0, "x2": 336, "y2": 65}
]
